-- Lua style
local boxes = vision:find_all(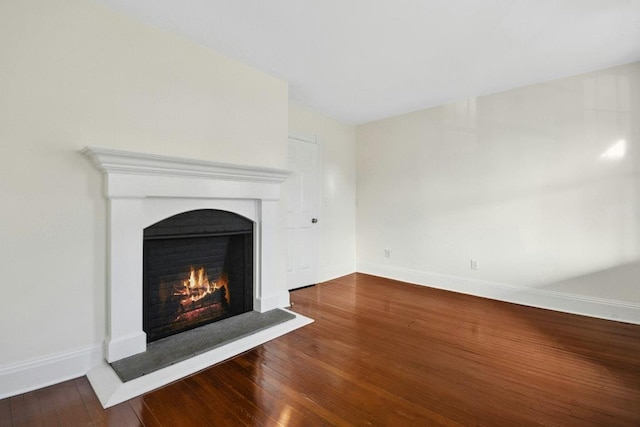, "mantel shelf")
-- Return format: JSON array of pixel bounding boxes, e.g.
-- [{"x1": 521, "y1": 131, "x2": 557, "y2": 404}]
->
[{"x1": 82, "y1": 147, "x2": 290, "y2": 184}]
